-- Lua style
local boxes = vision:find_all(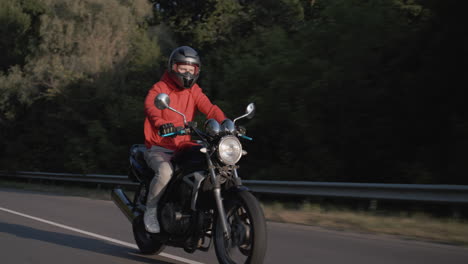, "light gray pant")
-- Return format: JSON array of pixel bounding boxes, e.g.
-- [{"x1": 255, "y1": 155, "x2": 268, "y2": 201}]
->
[{"x1": 144, "y1": 146, "x2": 174, "y2": 208}]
